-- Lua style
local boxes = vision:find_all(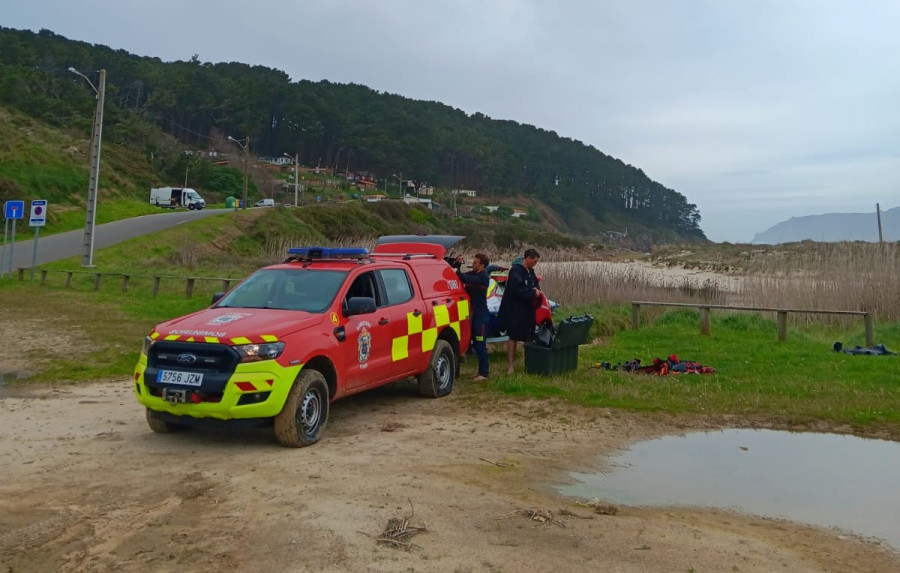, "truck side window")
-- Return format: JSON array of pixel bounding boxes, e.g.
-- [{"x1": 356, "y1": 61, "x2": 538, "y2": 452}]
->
[
  {"x1": 379, "y1": 269, "x2": 413, "y2": 306},
  {"x1": 345, "y1": 272, "x2": 381, "y2": 306}
]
